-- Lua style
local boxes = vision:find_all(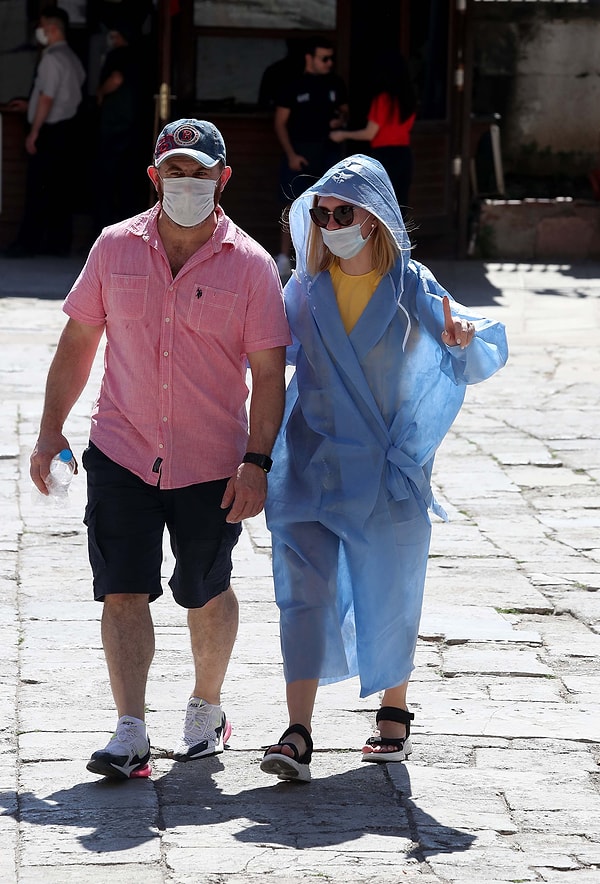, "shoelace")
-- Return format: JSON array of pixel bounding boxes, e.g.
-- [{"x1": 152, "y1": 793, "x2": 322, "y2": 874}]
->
[
  {"x1": 113, "y1": 720, "x2": 146, "y2": 750},
  {"x1": 183, "y1": 703, "x2": 219, "y2": 744}
]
